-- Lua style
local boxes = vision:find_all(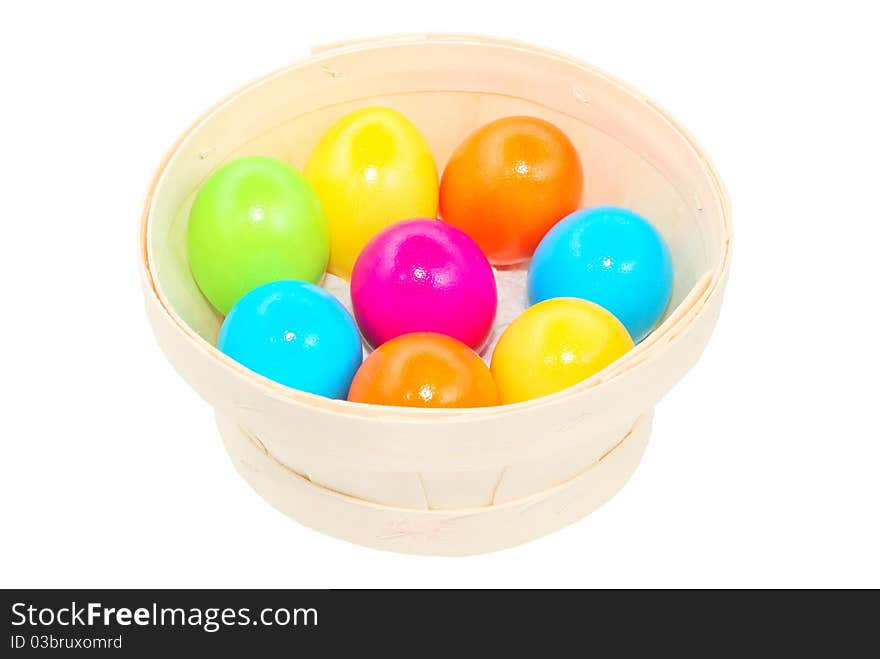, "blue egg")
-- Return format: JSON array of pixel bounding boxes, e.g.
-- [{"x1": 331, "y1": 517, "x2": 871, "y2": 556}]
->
[
  {"x1": 218, "y1": 280, "x2": 363, "y2": 398},
  {"x1": 528, "y1": 206, "x2": 673, "y2": 343}
]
